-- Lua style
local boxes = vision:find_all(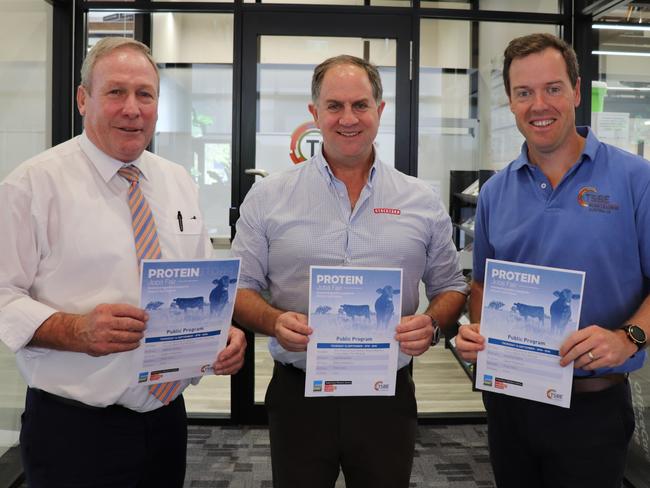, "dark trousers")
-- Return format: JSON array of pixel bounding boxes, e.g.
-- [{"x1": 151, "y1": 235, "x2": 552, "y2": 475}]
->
[
  {"x1": 483, "y1": 381, "x2": 635, "y2": 488},
  {"x1": 265, "y1": 362, "x2": 417, "y2": 488},
  {"x1": 20, "y1": 388, "x2": 188, "y2": 488}
]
